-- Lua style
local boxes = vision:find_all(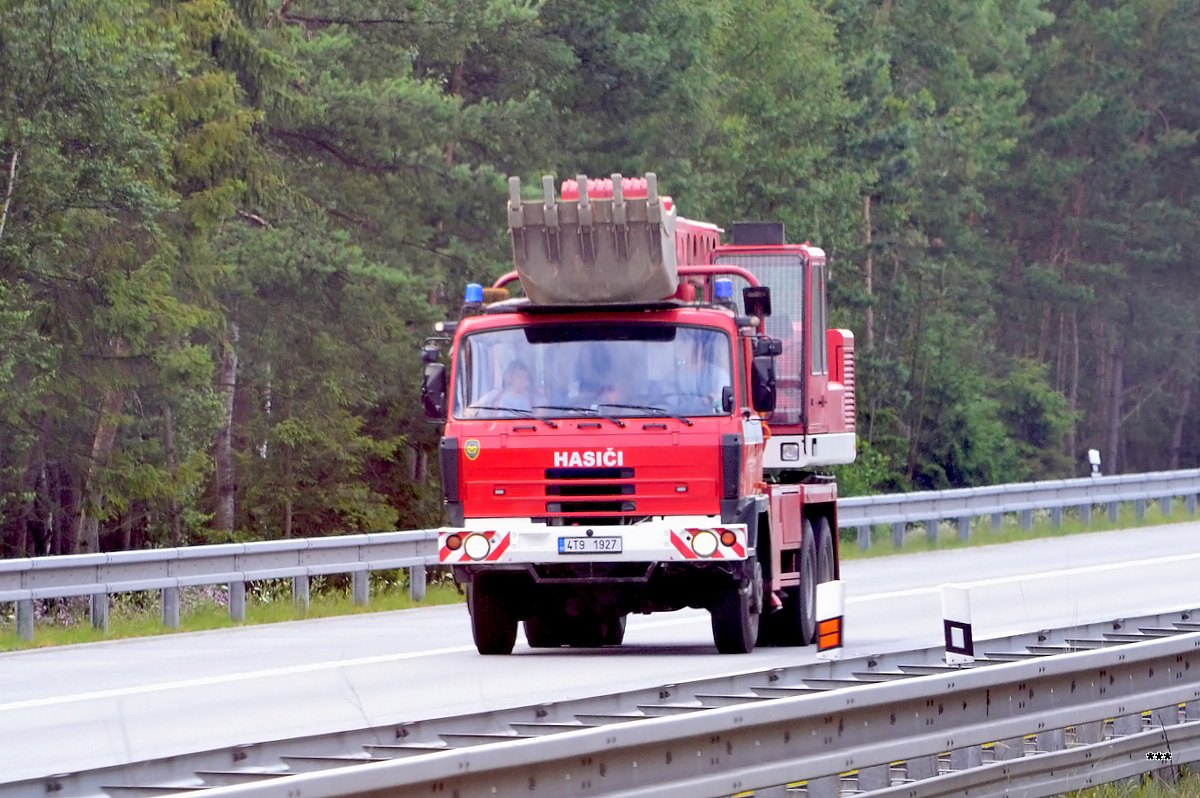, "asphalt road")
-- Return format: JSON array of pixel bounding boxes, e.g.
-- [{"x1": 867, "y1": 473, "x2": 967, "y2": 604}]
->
[{"x1": 2, "y1": 523, "x2": 1198, "y2": 783}]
